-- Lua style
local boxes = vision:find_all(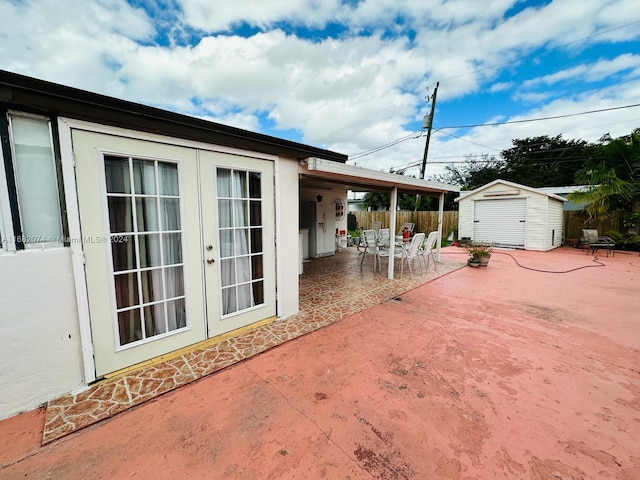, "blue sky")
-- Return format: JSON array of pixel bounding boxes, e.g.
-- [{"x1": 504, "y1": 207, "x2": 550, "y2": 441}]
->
[{"x1": 1, "y1": 0, "x2": 639, "y2": 179}]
